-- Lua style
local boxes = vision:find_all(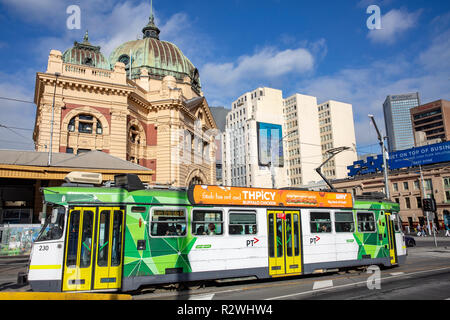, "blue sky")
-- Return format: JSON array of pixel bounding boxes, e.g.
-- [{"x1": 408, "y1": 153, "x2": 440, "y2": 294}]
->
[{"x1": 0, "y1": 0, "x2": 449, "y2": 155}]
